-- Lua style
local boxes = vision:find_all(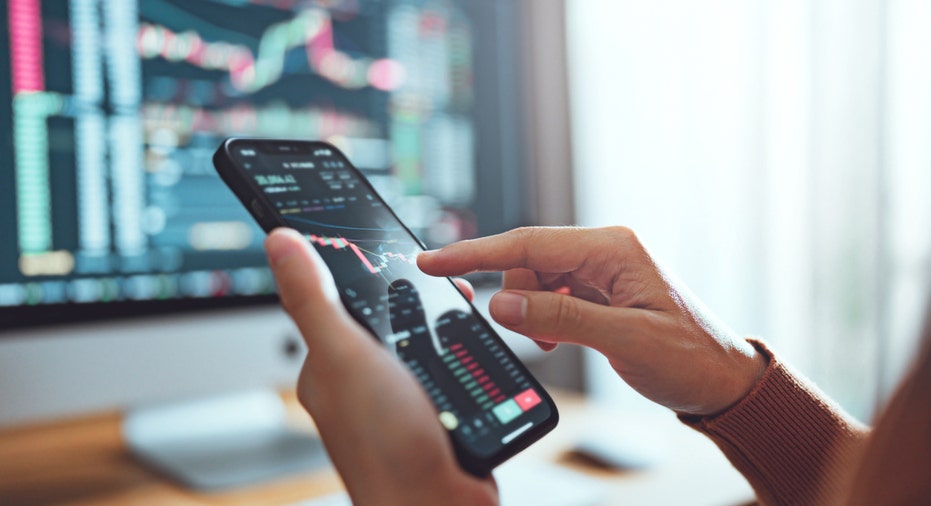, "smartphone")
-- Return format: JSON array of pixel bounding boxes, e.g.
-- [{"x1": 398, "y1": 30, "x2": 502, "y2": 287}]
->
[{"x1": 213, "y1": 138, "x2": 558, "y2": 476}]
